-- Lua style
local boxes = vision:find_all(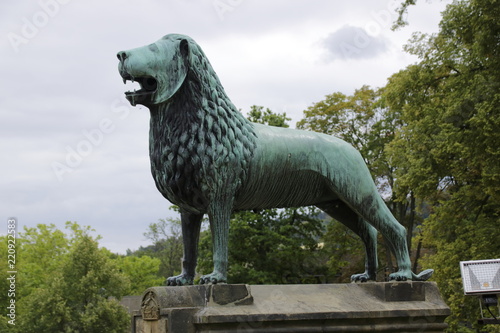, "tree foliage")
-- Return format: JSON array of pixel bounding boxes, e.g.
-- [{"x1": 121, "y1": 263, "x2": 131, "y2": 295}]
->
[
  {"x1": 17, "y1": 231, "x2": 130, "y2": 333},
  {"x1": 129, "y1": 216, "x2": 184, "y2": 281},
  {"x1": 247, "y1": 105, "x2": 291, "y2": 128},
  {"x1": 385, "y1": 0, "x2": 500, "y2": 330},
  {"x1": 114, "y1": 255, "x2": 163, "y2": 296},
  {"x1": 0, "y1": 222, "x2": 167, "y2": 332},
  {"x1": 197, "y1": 207, "x2": 328, "y2": 284},
  {"x1": 321, "y1": 217, "x2": 365, "y2": 282}
]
